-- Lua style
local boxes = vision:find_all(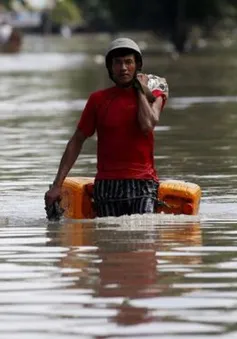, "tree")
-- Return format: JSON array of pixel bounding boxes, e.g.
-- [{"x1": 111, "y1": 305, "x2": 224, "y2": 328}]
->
[{"x1": 50, "y1": 0, "x2": 83, "y2": 27}]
